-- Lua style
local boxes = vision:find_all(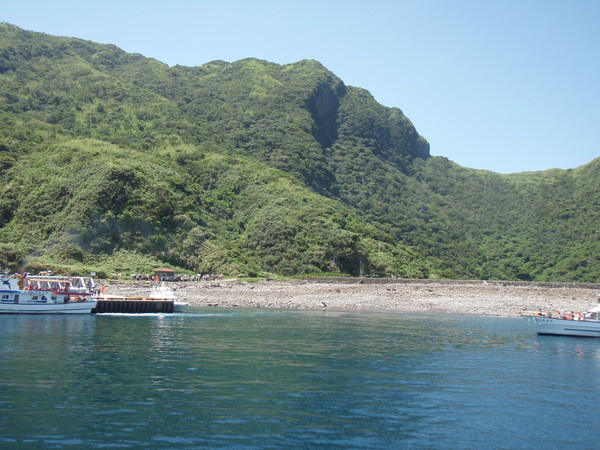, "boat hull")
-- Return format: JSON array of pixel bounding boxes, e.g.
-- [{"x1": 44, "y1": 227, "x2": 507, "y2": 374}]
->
[
  {"x1": 173, "y1": 302, "x2": 189, "y2": 312},
  {"x1": 522, "y1": 315, "x2": 600, "y2": 337},
  {"x1": 149, "y1": 284, "x2": 188, "y2": 312},
  {"x1": 0, "y1": 301, "x2": 97, "y2": 314}
]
